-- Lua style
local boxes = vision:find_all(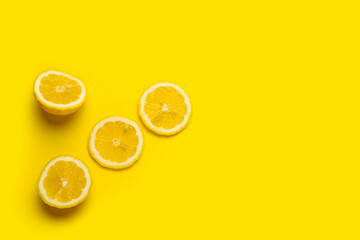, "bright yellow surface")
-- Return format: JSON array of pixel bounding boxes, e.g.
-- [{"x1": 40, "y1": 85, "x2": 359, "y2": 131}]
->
[{"x1": 1, "y1": 1, "x2": 359, "y2": 239}]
